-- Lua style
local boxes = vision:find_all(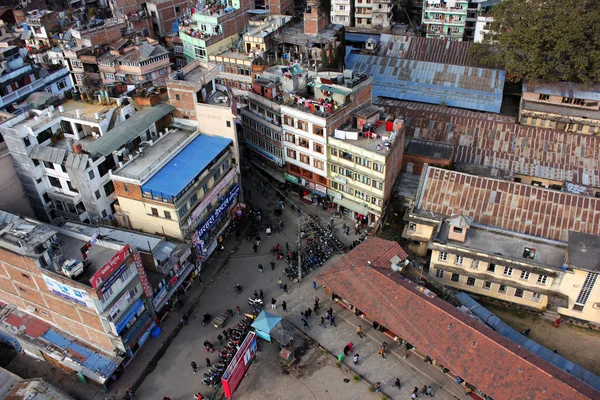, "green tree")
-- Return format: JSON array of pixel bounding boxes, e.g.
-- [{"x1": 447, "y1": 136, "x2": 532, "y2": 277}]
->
[{"x1": 471, "y1": 0, "x2": 600, "y2": 83}]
